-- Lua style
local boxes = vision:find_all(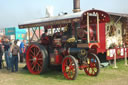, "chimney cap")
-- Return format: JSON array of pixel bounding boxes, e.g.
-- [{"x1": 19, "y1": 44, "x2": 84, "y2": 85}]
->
[{"x1": 92, "y1": 8, "x2": 95, "y2": 10}]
